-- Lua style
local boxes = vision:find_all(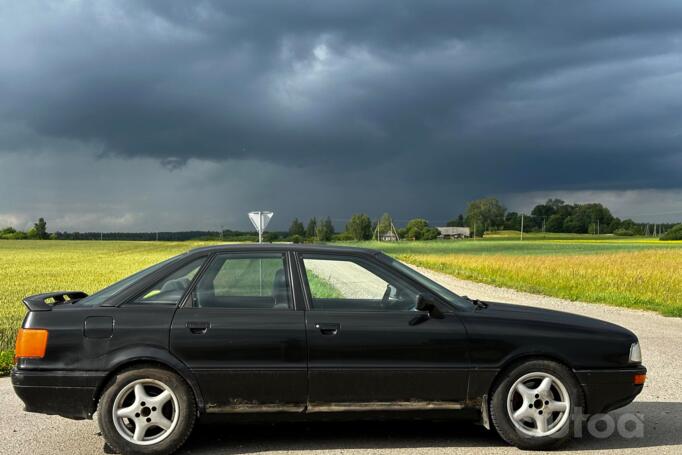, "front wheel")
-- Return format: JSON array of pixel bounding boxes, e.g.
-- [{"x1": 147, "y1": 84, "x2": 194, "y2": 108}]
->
[
  {"x1": 97, "y1": 367, "x2": 196, "y2": 455},
  {"x1": 489, "y1": 359, "x2": 584, "y2": 450}
]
